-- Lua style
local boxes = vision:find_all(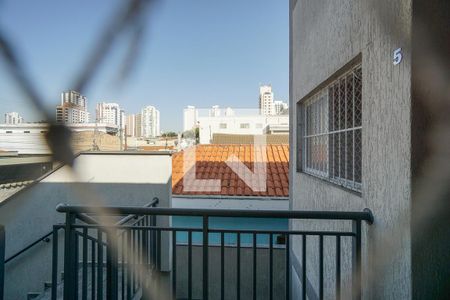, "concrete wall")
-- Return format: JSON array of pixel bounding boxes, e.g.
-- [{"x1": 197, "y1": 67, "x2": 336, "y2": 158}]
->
[
  {"x1": 0, "y1": 152, "x2": 172, "y2": 299},
  {"x1": 175, "y1": 245, "x2": 287, "y2": 300},
  {"x1": 290, "y1": 0, "x2": 412, "y2": 299}
]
